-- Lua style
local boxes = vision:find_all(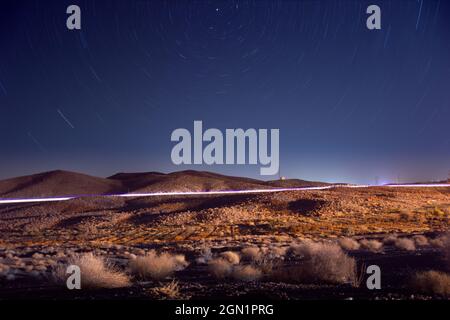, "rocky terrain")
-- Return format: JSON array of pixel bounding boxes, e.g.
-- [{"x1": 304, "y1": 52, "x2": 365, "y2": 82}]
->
[{"x1": 0, "y1": 171, "x2": 449, "y2": 300}]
